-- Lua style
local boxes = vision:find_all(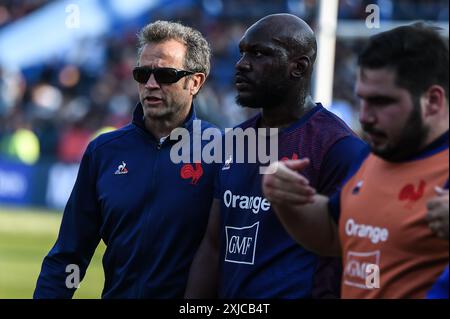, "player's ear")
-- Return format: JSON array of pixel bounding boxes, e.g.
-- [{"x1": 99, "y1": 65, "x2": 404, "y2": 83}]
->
[
  {"x1": 422, "y1": 85, "x2": 446, "y2": 118},
  {"x1": 188, "y1": 72, "x2": 206, "y2": 96},
  {"x1": 290, "y1": 55, "x2": 310, "y2": 78}
]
